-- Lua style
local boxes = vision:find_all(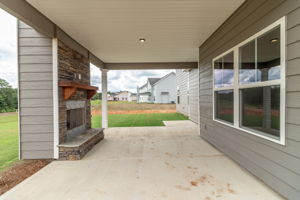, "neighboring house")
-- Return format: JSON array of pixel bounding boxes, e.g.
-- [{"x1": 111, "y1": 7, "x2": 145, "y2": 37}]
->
[
  {"x1": 137, "y1": 72, "x2": 176, "y2": 104},
  {"x1": 176, "y1": 69, "x2": 199, "y2": 124},
  {"x1": 128, "y1": 93, "x2": 137, "y2": 102},
  {"x1": 107, "y1": 93, "x2": 114, "y2": 101},
  {"x1": 107, "y1": 91, "x2": 136, "y2": 101},
  {"x1": 113, "y1": 91, "x2": 130, "y2": 101}
]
